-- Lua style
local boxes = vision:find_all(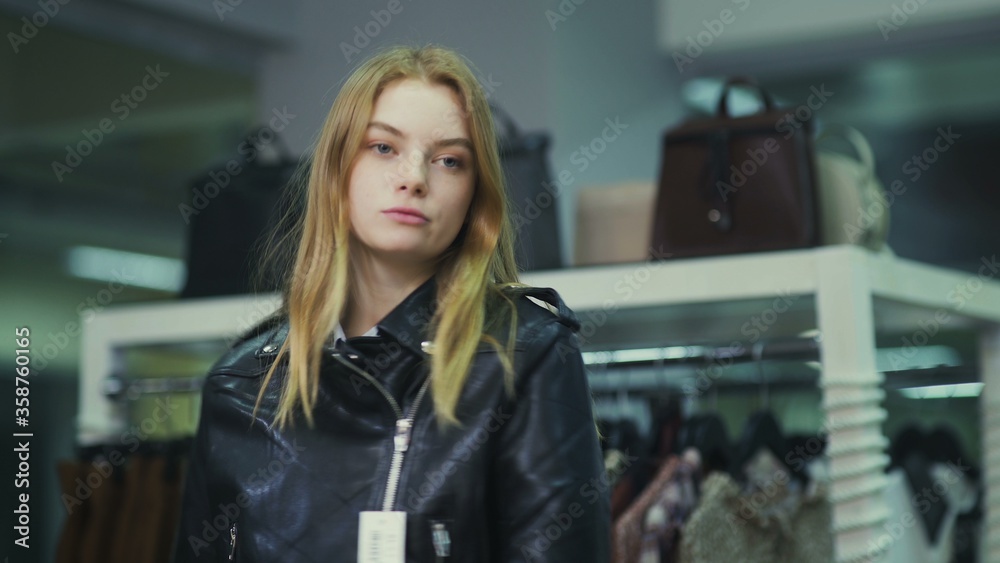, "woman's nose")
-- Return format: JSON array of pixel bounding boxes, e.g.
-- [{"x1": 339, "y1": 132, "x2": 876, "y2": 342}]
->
[{"x1": 397, "y1": 151, "x2": 427, "y2": 194}]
